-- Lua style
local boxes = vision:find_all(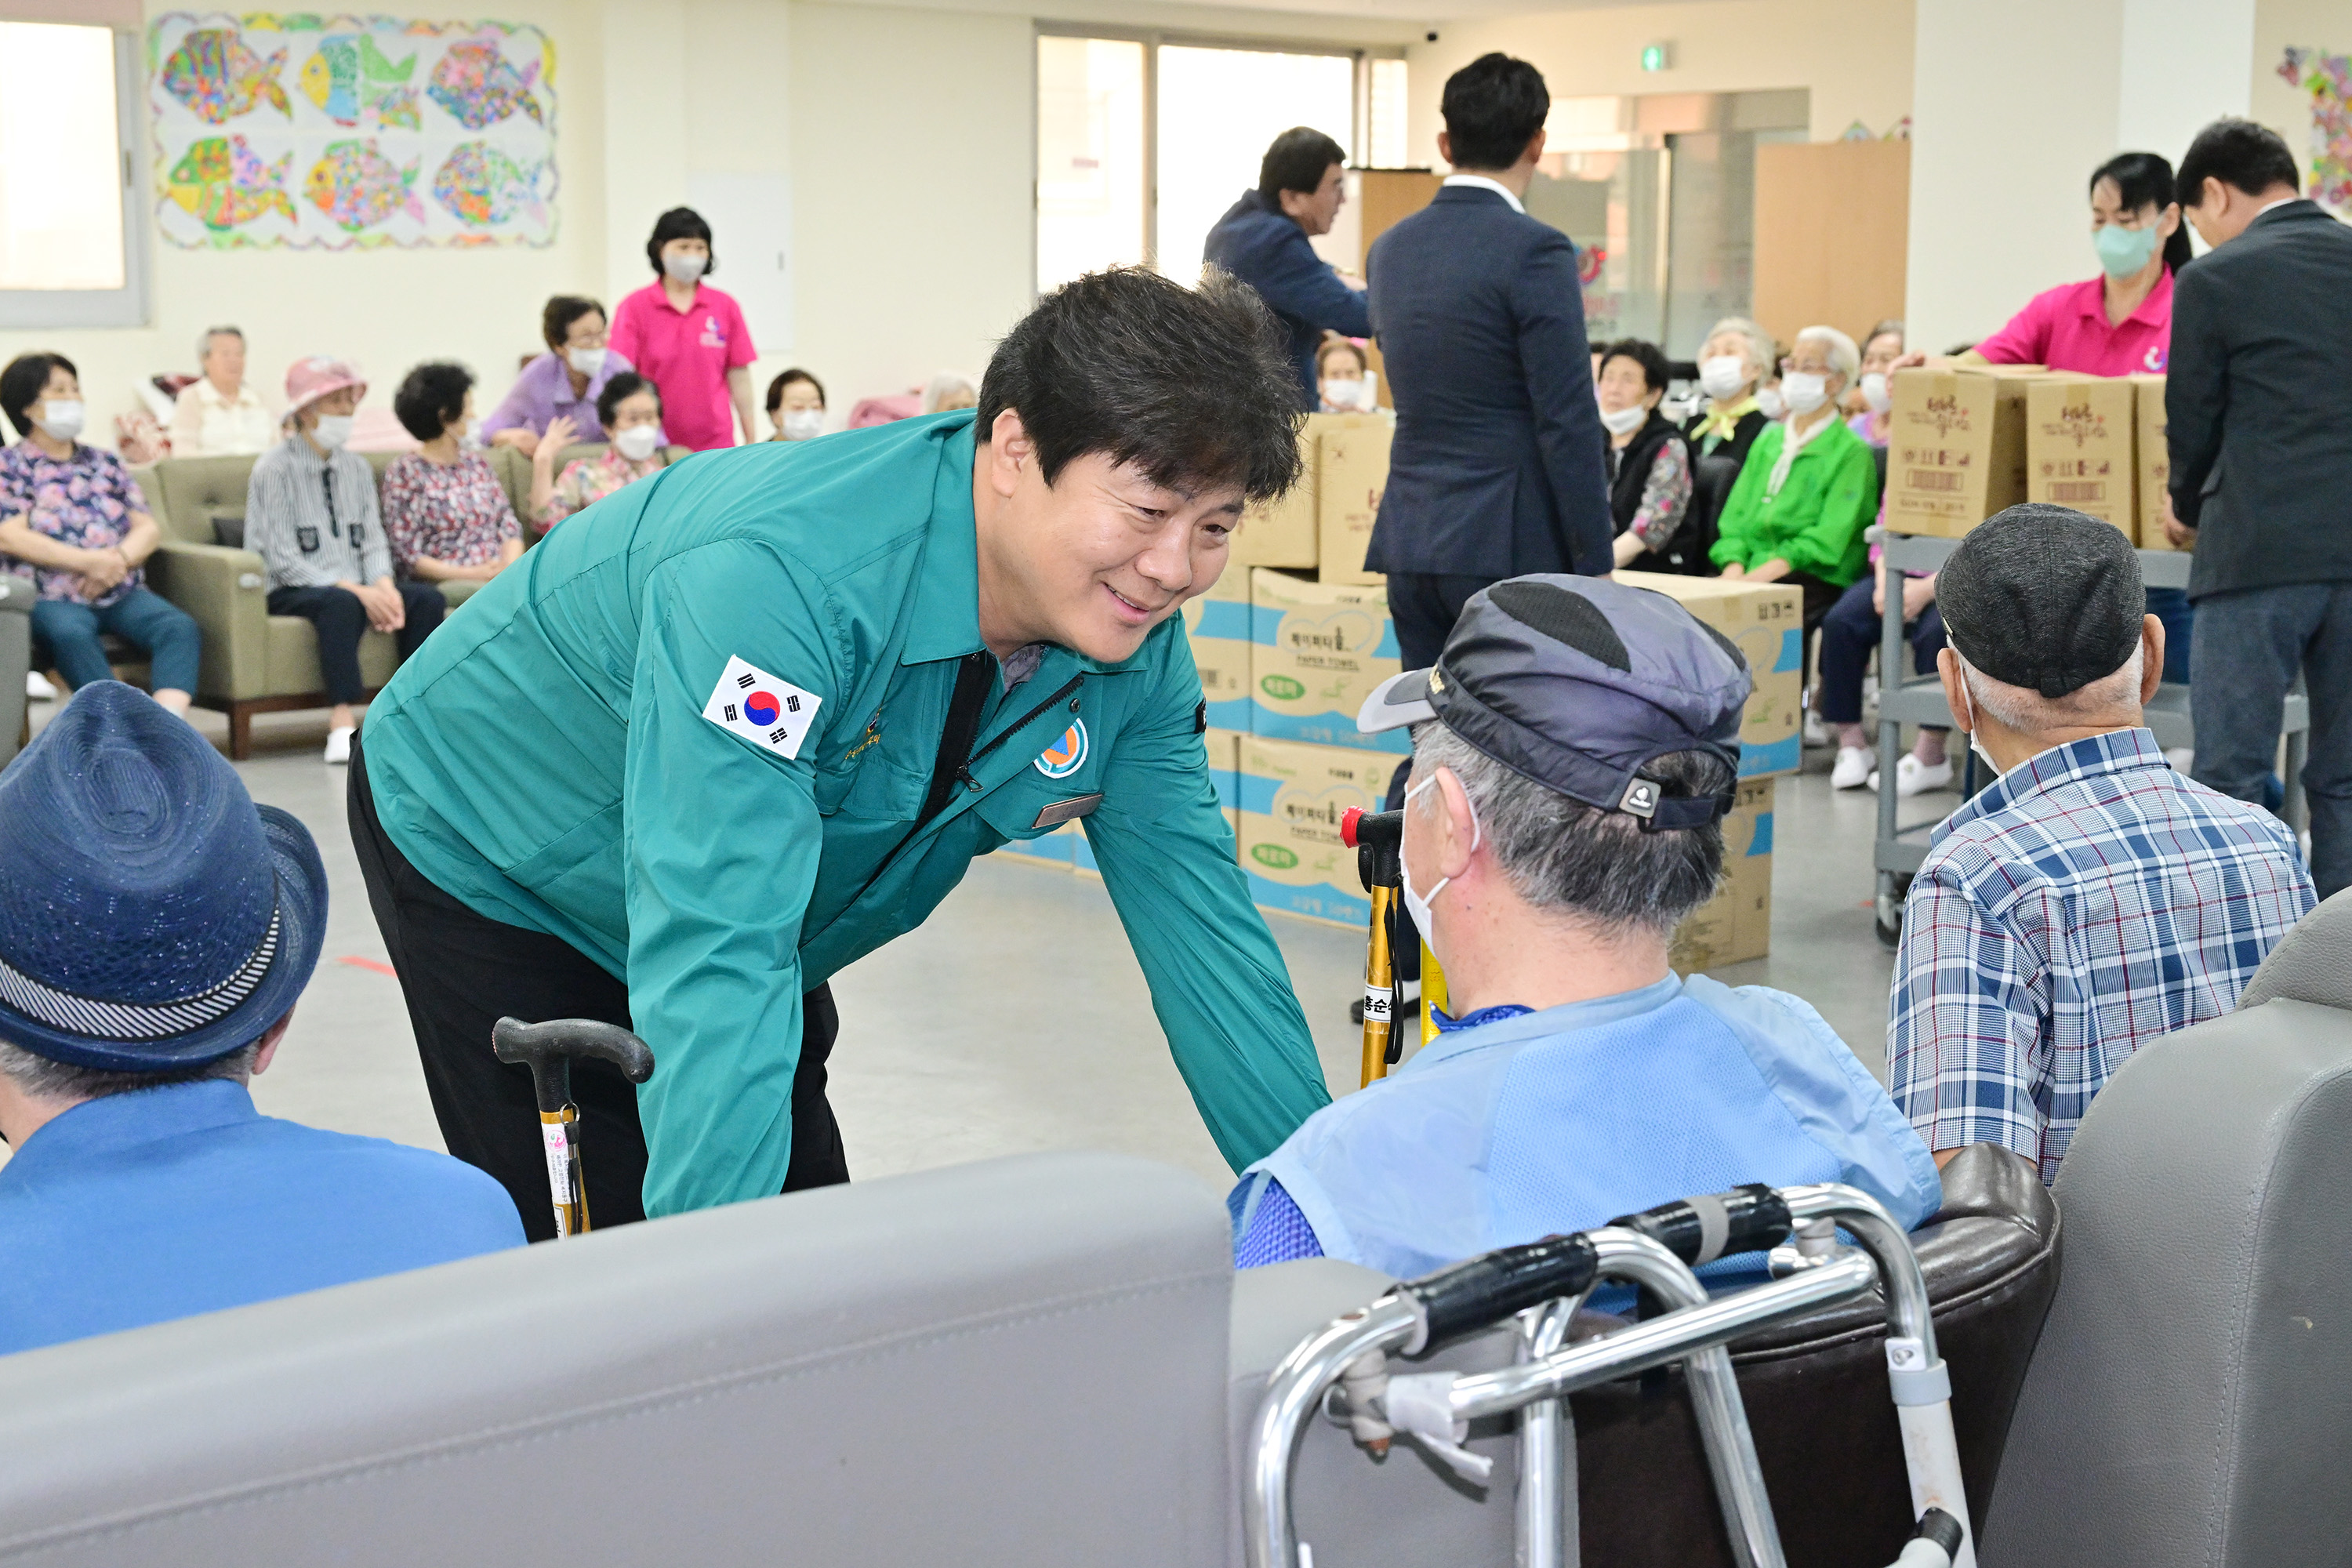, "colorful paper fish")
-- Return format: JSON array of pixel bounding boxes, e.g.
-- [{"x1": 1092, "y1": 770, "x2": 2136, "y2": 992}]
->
[
  {"x1": 426, "y1": 38, "x2": 544, "y2": 131},
  {"x1": 303, "y1": 139, "x2": 424, "y2": 231},
  {"x1": 430, "y1": 141, "x2": 546, "y2": 227},
  {"x1": 159, "y1": 27, "x2": 292, "y2": 125},
  {"x1": 298, "y1": 32, "x2": 416, "y2": 127},
  {"x1": 166, "y1": 135, "x2": 298, "y2": 230}
]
